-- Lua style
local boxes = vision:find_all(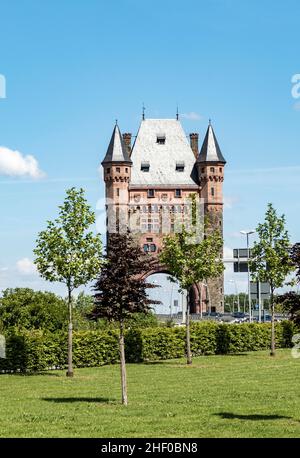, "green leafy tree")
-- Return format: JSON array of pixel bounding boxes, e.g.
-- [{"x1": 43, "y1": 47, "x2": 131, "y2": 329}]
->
[
  {"x1": 0, "y1": 288, "x2": 68, "y2": 332},
  {"x1": 92, "y1": 232, "x2": 159, "y2": 405},
  {"x1": 250, "y1": 203, "x2": 293, "y2": 356},
  {"x1": 290, "y1": 243, "x2": 300, "y2": 281},
  {"x1": 34, "y1": 187, "x2": 103, "y2": 377},
  {"x1": 275, "y1": 243, "x2": 300, "y2": 325},
  {"x1": 276, "y1": 292, "x2": 300, "y2": 325},
  {"x1": 159, "y1": 225, "x2": 224, "y2": 364}
]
